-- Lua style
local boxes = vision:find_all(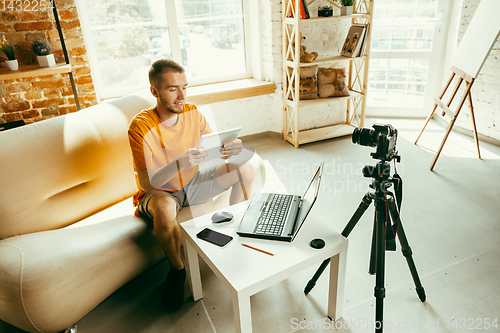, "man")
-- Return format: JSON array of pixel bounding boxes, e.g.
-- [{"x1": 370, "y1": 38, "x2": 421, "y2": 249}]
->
[{"x1": 128, "y1": 59, "x2": 254, "y2": 312}]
